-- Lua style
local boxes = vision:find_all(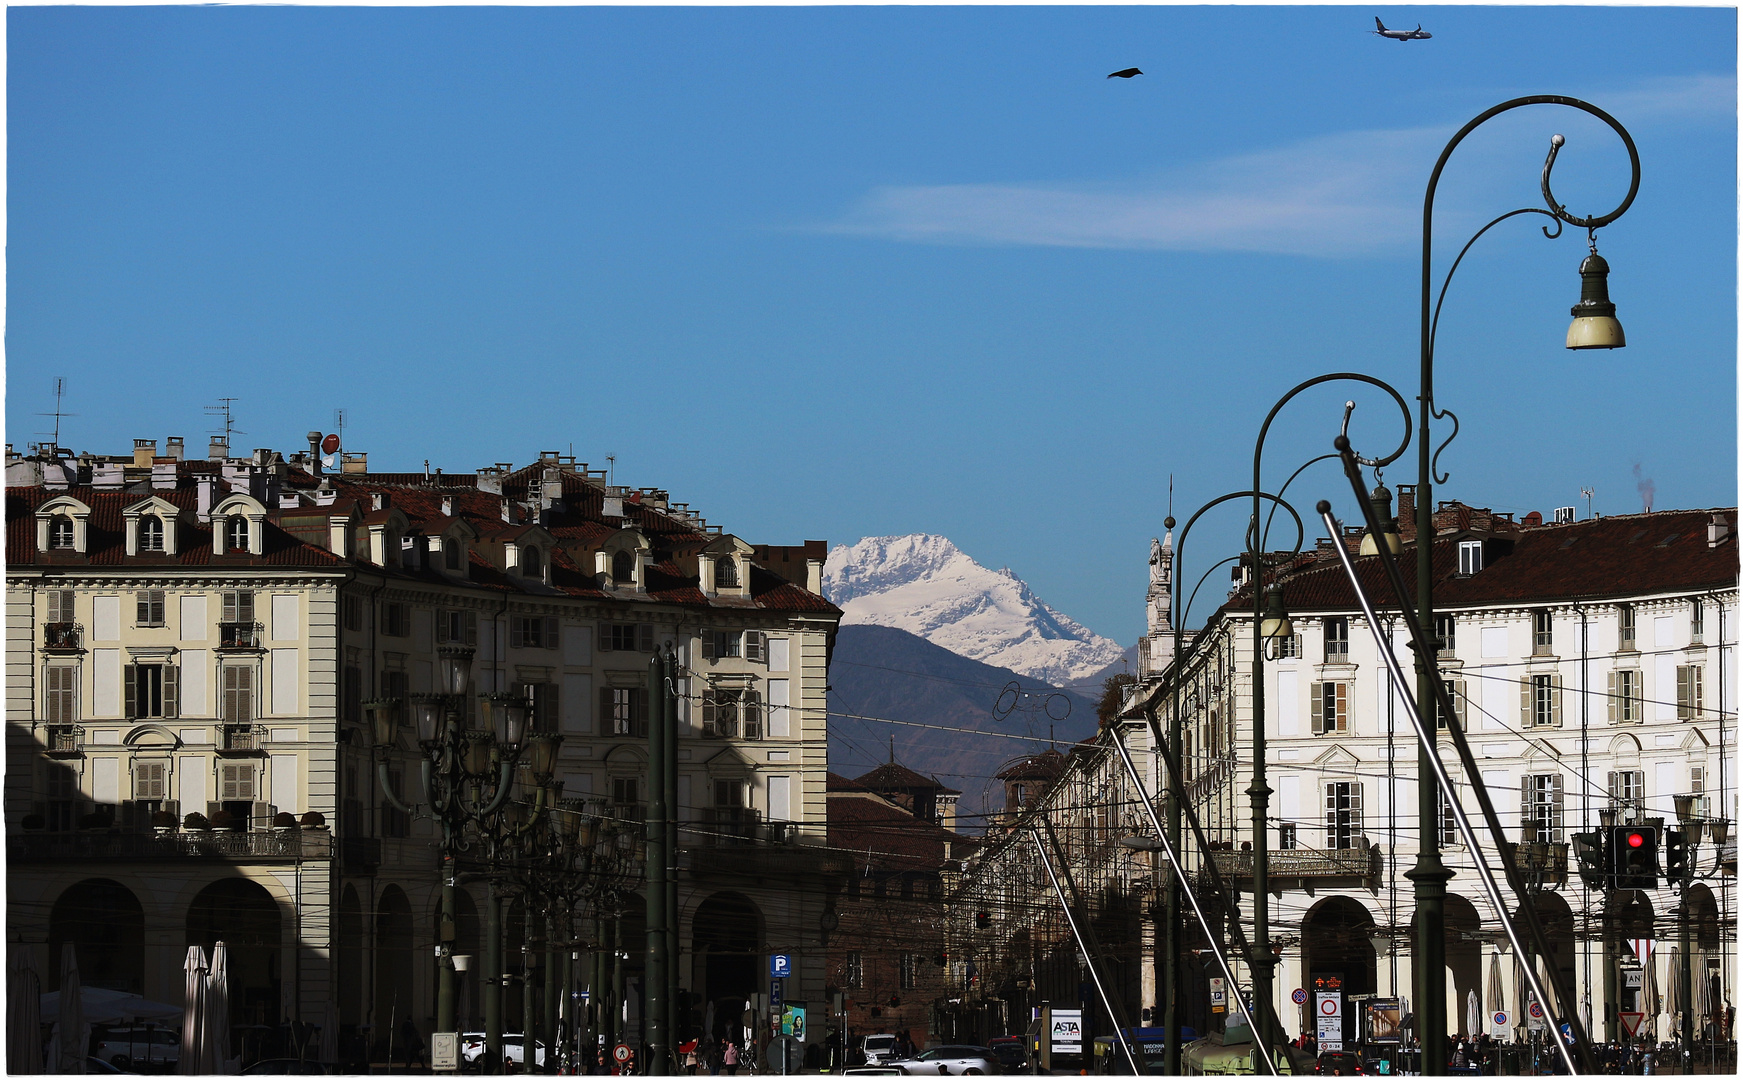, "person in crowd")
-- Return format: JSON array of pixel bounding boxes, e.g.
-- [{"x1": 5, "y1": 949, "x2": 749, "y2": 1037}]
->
[{"x1": 722, "y1": 1038, "x2": 739, "y2": 1076}]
